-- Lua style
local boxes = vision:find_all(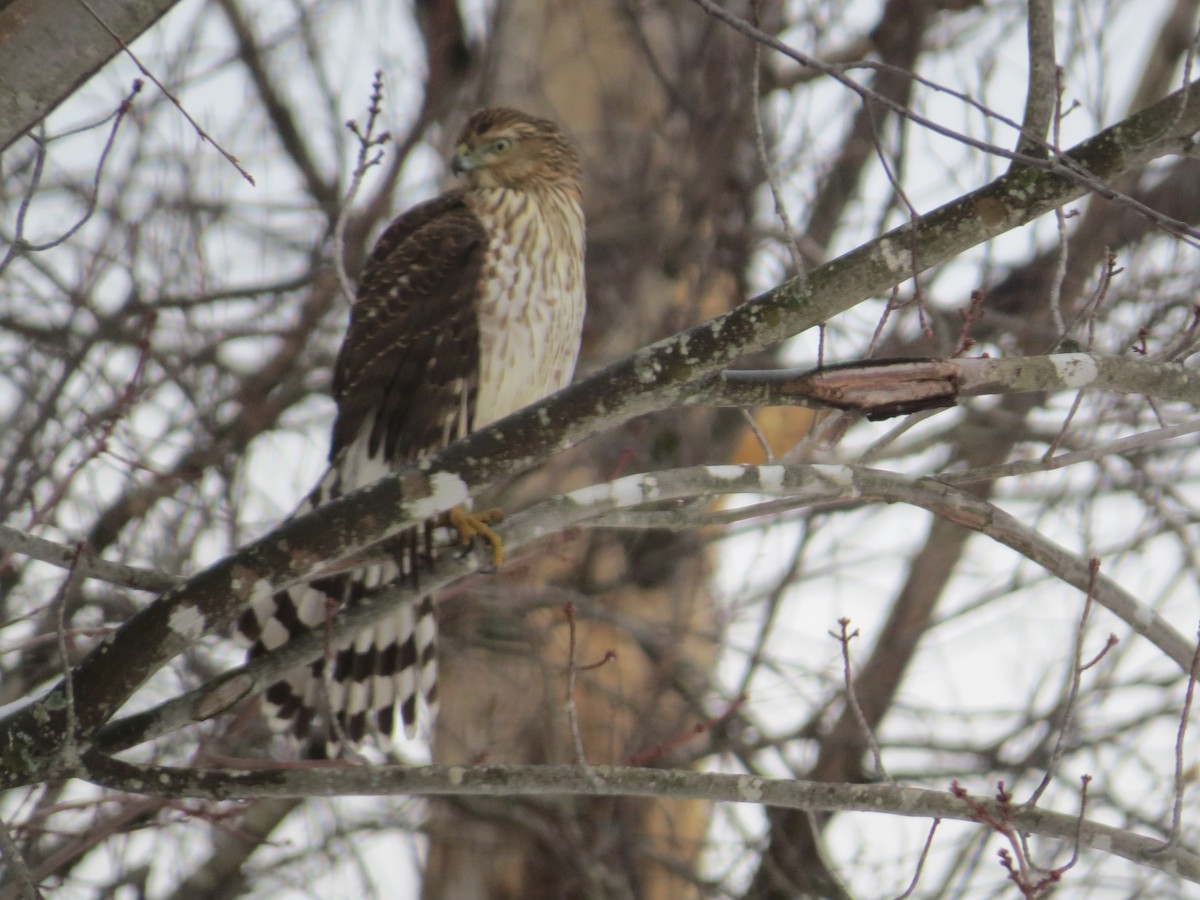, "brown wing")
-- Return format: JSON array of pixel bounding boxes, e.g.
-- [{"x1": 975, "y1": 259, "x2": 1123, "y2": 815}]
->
[{"x1": 330, "y1": 191, "x2": 486, "y2": 464}]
